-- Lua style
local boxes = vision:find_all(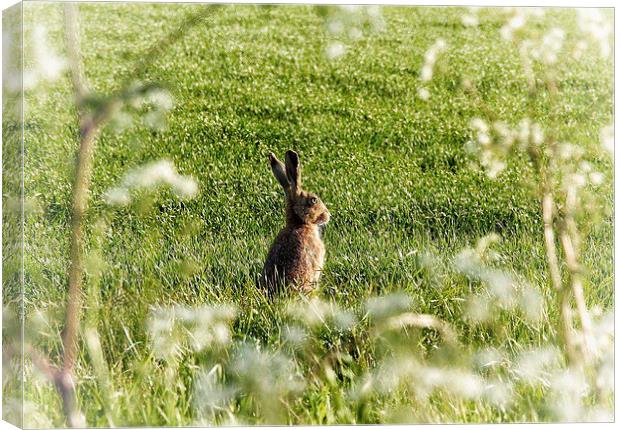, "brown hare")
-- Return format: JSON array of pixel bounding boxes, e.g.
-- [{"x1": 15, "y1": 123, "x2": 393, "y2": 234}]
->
[{"x1": 261, "y1": 150, "x2": 330, "y2": 294}]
